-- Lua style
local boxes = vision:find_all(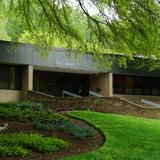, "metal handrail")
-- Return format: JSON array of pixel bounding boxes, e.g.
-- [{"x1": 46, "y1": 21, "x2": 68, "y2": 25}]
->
[
  {"x1": 141, "y1": 99, "x2": 160, "y2": 108},
  {"x1": 62, "y1": 90, "x2": 82, "y2": 97},
  {"x1": 89, "y1": 91, "x2": 103, "y2": 97}
]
